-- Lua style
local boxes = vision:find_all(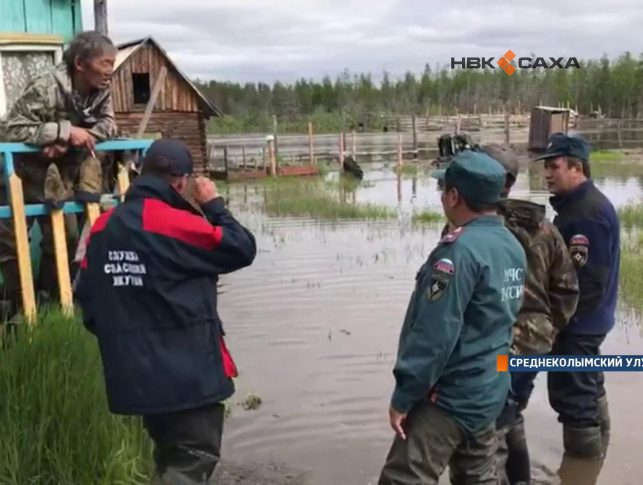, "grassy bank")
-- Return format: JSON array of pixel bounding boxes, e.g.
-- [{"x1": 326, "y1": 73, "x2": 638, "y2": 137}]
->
[
  {"x1": 411, "y1": 210, "x2": 445, "y2": 224},
  {"x1": 590, "y1": 149, "x2": 643, "y2": 179},
  {"x1": 0, "y1": 310, "x2": 153, "y2": 484},
  {"x1": 263, "y1": 178, "x2": 396, "y2": 220},
  {"x1": 620, "y1": 231, "x2": 643, "y2": 311},
  {"x1": 618, "y1": 204, "x2": 643, "y2": 228}
]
